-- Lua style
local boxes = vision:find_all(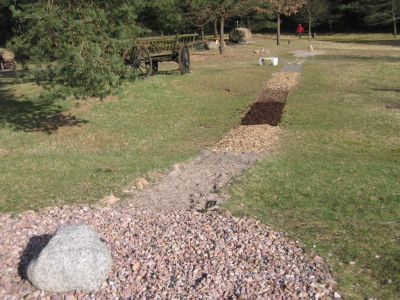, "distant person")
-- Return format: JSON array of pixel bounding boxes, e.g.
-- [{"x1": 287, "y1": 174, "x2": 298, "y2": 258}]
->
[{"x1": 296, "y1": 24, "x2": 305, "y2": 38}]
